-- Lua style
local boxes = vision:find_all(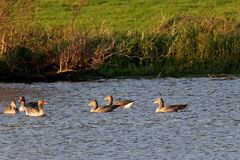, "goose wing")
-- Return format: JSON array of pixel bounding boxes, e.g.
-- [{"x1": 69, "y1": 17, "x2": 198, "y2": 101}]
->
[
  {"x1": 166, "y1": 104, "x2": 188, "y2": 111},
  {"x1": 26, "y1": 102, "x2": 38, "y2": 109},
  {"x1": 114, "y1": 100, "x2": 134, "y2": 108},
  {"x1": 98, "y1": 104, "x2": 119, "y2": 112}
]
